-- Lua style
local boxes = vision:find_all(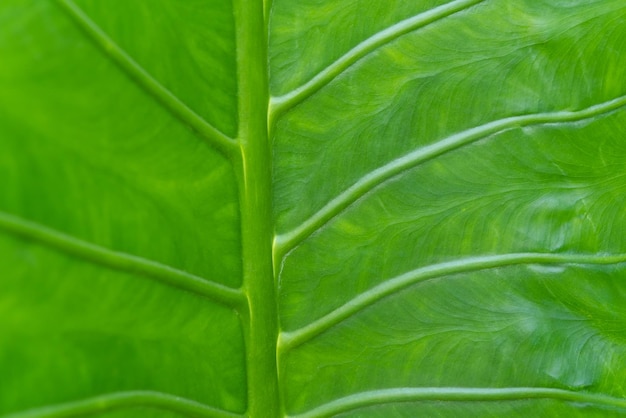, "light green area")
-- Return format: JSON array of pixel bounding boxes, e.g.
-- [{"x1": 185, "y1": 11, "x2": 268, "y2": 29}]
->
[{"x1": 1, "y1": 0, "x2": 626, "y2": 417}]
